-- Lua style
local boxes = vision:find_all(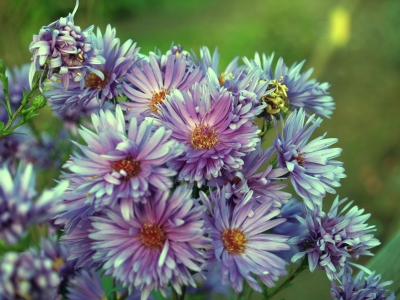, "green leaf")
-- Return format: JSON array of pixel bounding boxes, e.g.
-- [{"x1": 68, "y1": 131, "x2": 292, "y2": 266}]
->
[
  {"x1": 152, "y1": 290, "x2": 167, "y2": 300},
  {"x1": 367, "y1": 229, "x2": 400, "y2": 296}
]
